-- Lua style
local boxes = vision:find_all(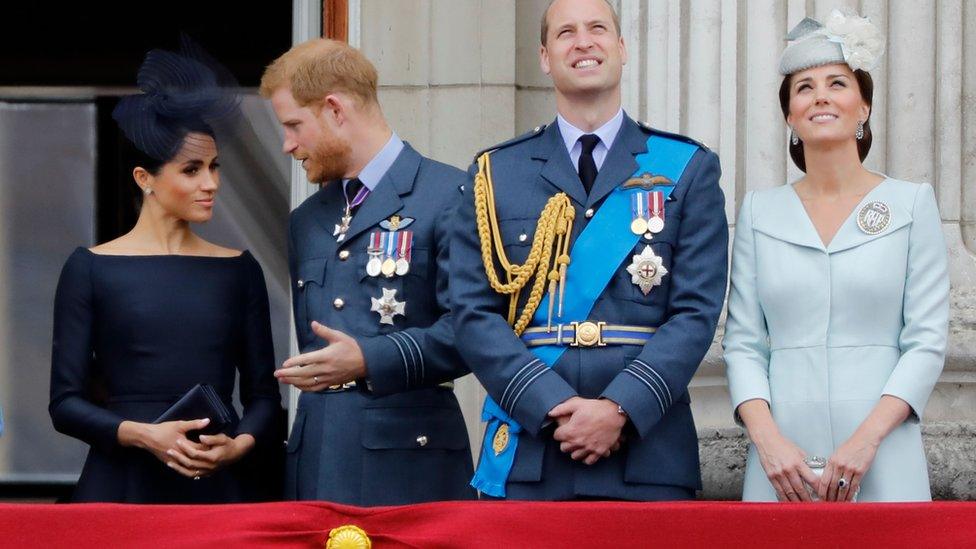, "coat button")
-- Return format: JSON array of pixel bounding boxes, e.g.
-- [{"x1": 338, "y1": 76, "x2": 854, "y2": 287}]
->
[
  {"x1": 416, "y1": 435, "x2": 428, "y2": 447},
  {"x1": 297, "y1": 279, "x2": 305, "y2": 289},
  {"x1": 518, "y1": 233, "x2": 528, "y2": 242},
  {"x1": 333, "y1": 298, "x2": 345, "y2": 310},
  {"x1": 338, "y1": 250, "x2": 350, "y2": 261},
  {"x1": 584, "y1": 208, "x2": 594, "y2": 218}
]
